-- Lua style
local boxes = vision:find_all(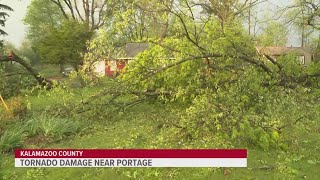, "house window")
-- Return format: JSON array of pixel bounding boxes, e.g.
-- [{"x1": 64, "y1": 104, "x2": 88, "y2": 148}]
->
[{"x1": 298, "y1": 56, "x2": 305, "y2": 65}]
